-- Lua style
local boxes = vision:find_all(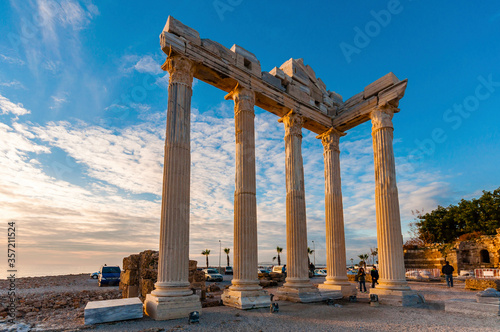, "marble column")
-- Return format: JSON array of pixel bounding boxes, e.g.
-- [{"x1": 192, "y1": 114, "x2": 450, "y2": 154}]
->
[
  {"x1": 221, "y1": 85, "x2": 270, "y2": 309},
  {"x1": 276, "y1": 111, "x2": 337, "y2": 302},
  {"x1": 369, "y1": 106, "x2": 423, "y2": 306},
  {"x1": 316, "y1": 129, "x2": 356, "y2": 297},
  {"x1": 144, "y1": 55, "x2": 201, "y2": 320}
]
